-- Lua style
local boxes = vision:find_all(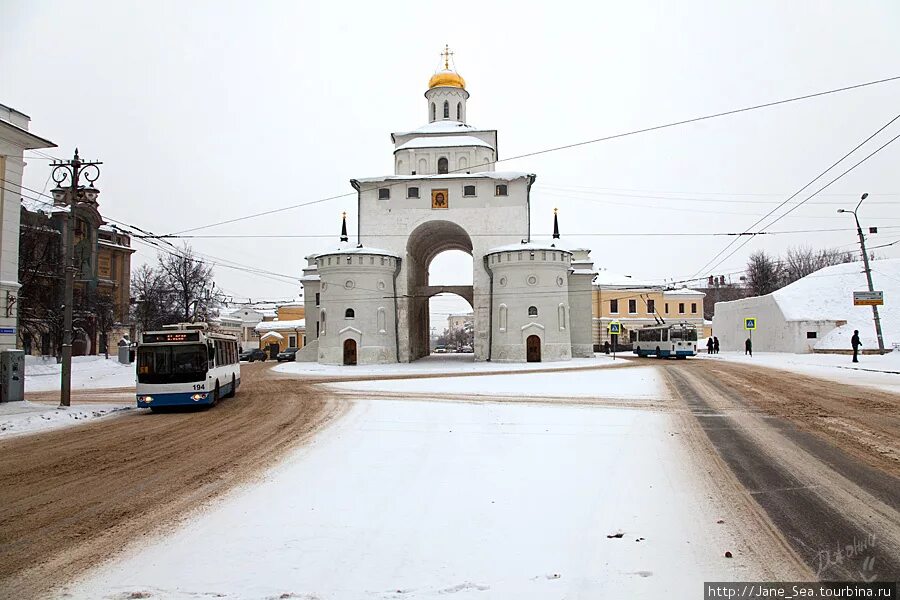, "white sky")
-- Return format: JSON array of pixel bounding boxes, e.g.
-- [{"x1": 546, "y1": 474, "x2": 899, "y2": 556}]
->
[{"x1": 3, "y1": 0, "x2": 899, "y2": 329}]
